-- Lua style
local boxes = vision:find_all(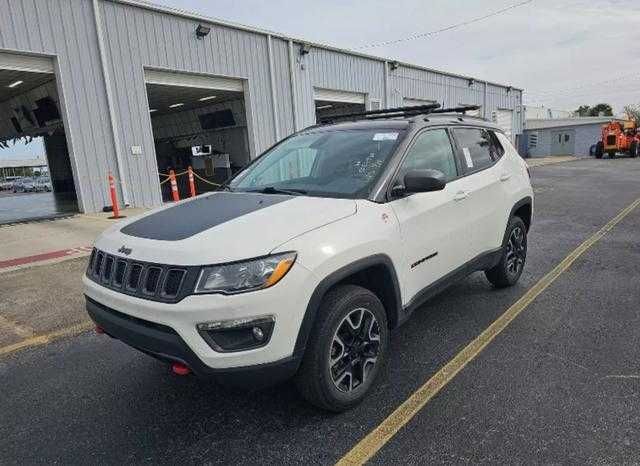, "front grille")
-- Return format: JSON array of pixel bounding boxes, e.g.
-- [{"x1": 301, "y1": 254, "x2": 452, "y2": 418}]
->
[
  {"x1": 86, "y1": 248, "x2": 198, "y2": 303},
  {"x1": 606, "y1": 135, "x2": 617, "y2": 145}
]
